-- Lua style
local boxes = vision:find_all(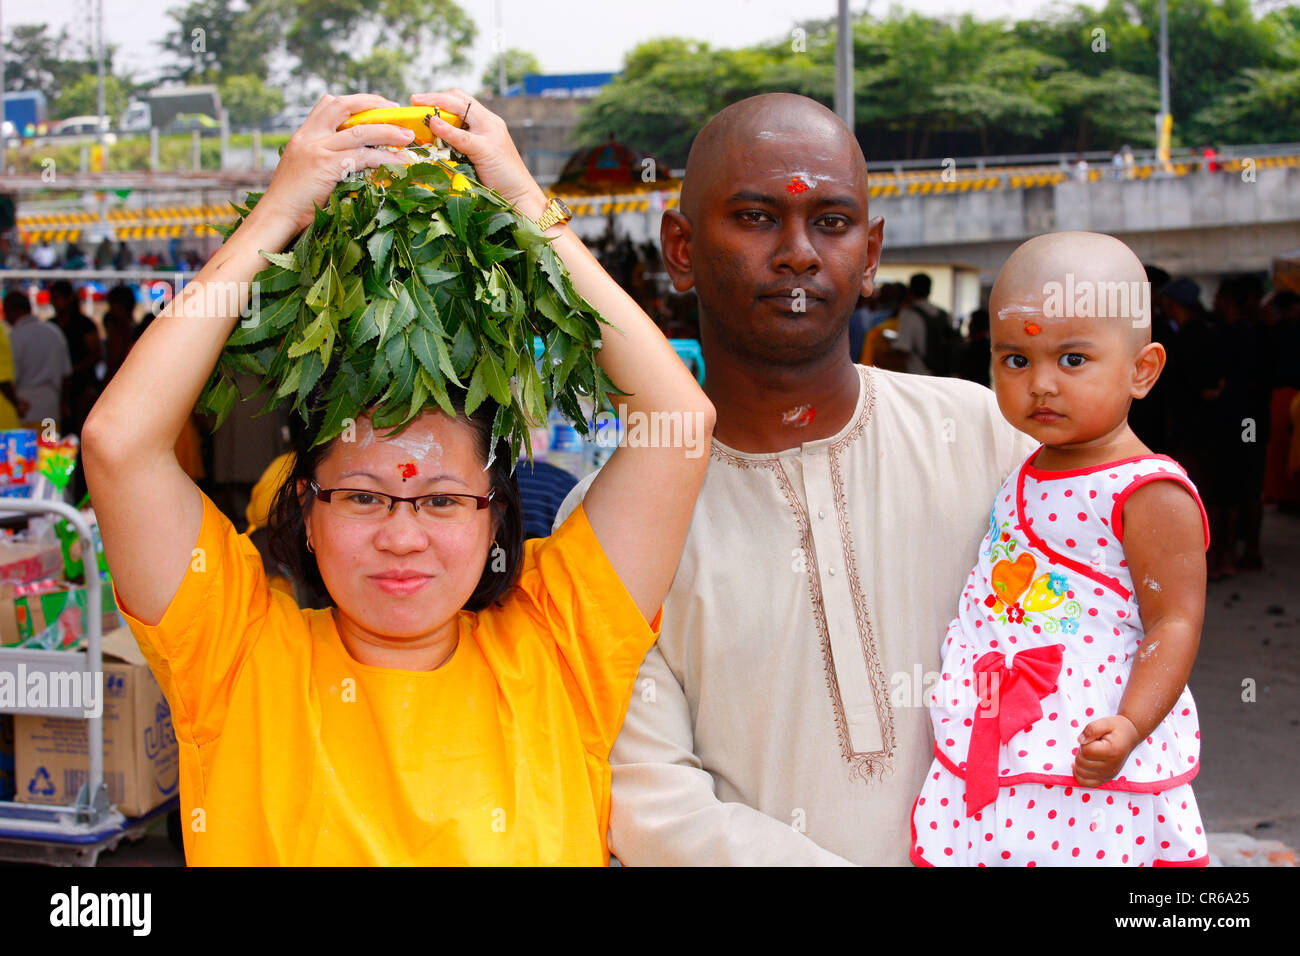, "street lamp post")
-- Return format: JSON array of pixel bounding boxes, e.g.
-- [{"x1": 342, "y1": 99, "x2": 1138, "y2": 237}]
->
[
  {"x1": 834, "y1": 0, "x2": 853, "y2": 131},
  {"x1": 1156, "y1": 0, "x2": 1171, "y2": 168}
]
